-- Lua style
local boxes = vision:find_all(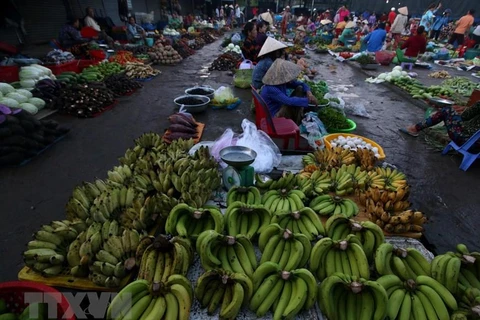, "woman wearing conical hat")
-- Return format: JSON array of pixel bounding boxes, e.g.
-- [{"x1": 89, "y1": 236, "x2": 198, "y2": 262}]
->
[{"x1": 251, "y1": 37, "x2": 288, "y2": 90}]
